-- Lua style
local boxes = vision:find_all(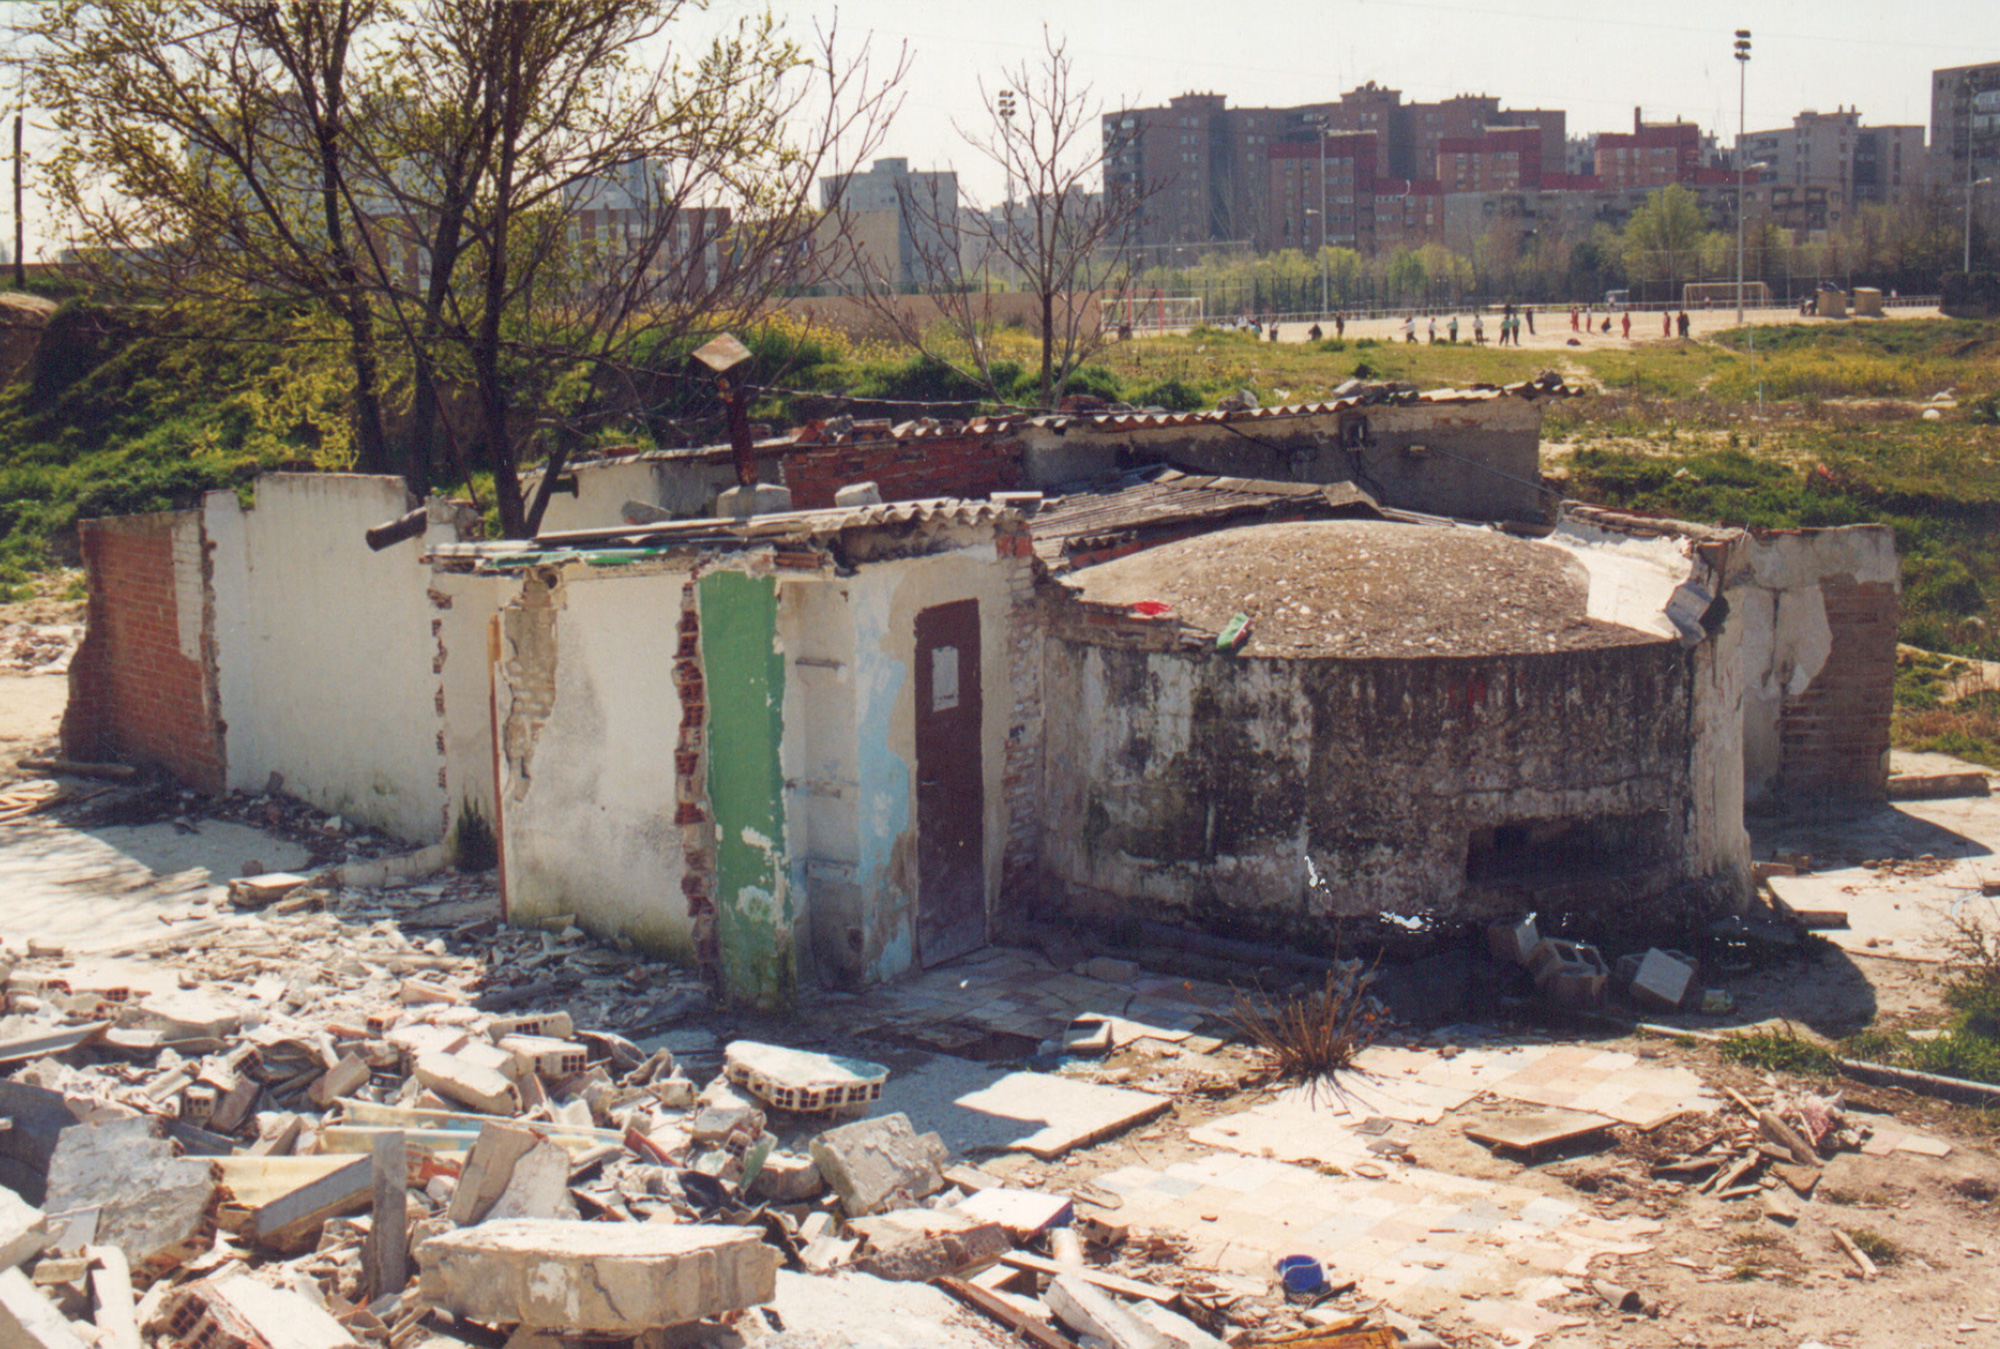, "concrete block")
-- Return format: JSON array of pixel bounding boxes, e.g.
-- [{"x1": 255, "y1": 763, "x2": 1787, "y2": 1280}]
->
[
  {"x1": 1045, "y1": 1273, "x2": 1169, "y2": 1349},
  {"x1": 120, "y1": 994, "x2": 240, "y2": 1042},
  {"x1": 414, "y1": 1220, "x2": 778, "y2": 1334},
  {"x1": 499, "y1": 1036, "x2": 589, "y2": 1083},
  {"x1": 808, "y1": 1113, "x2": 945, "y2": 1217},
  {"x1": 486, "y1": 1012, "x2": 575, "y2": 1042},
  {"x1": 414, "y1": 1050, "x2": 522, "y2": 1115},
  {"x1": 1629, "y1": 948, "x2": 1697, "y2": 1012},
  {"x1": 0, "y1": 1268, "x2": 90, "y2": 1349},
  {"x1": 1486, "y1": 913, "x2": 1538, "y2": 965},
  {"x1": 43, "y1": 1119, "x2": 217, "y2": 1274},
  {"x1": 746, "y1": 1151, "x2": 824, "y2": 1204},
  {"x1": 0, "y1": 1191, "x2": 51, "y2": 1272},
  {"x1": 1076, "y1": 957, "x2": 1139, "y2": 983},
  {"x1": 715, "y1": 484, "x2": 793, "y2": 519},
  {"x1": 832, "y1": 482, "x2": 882, "y2": 507}
]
